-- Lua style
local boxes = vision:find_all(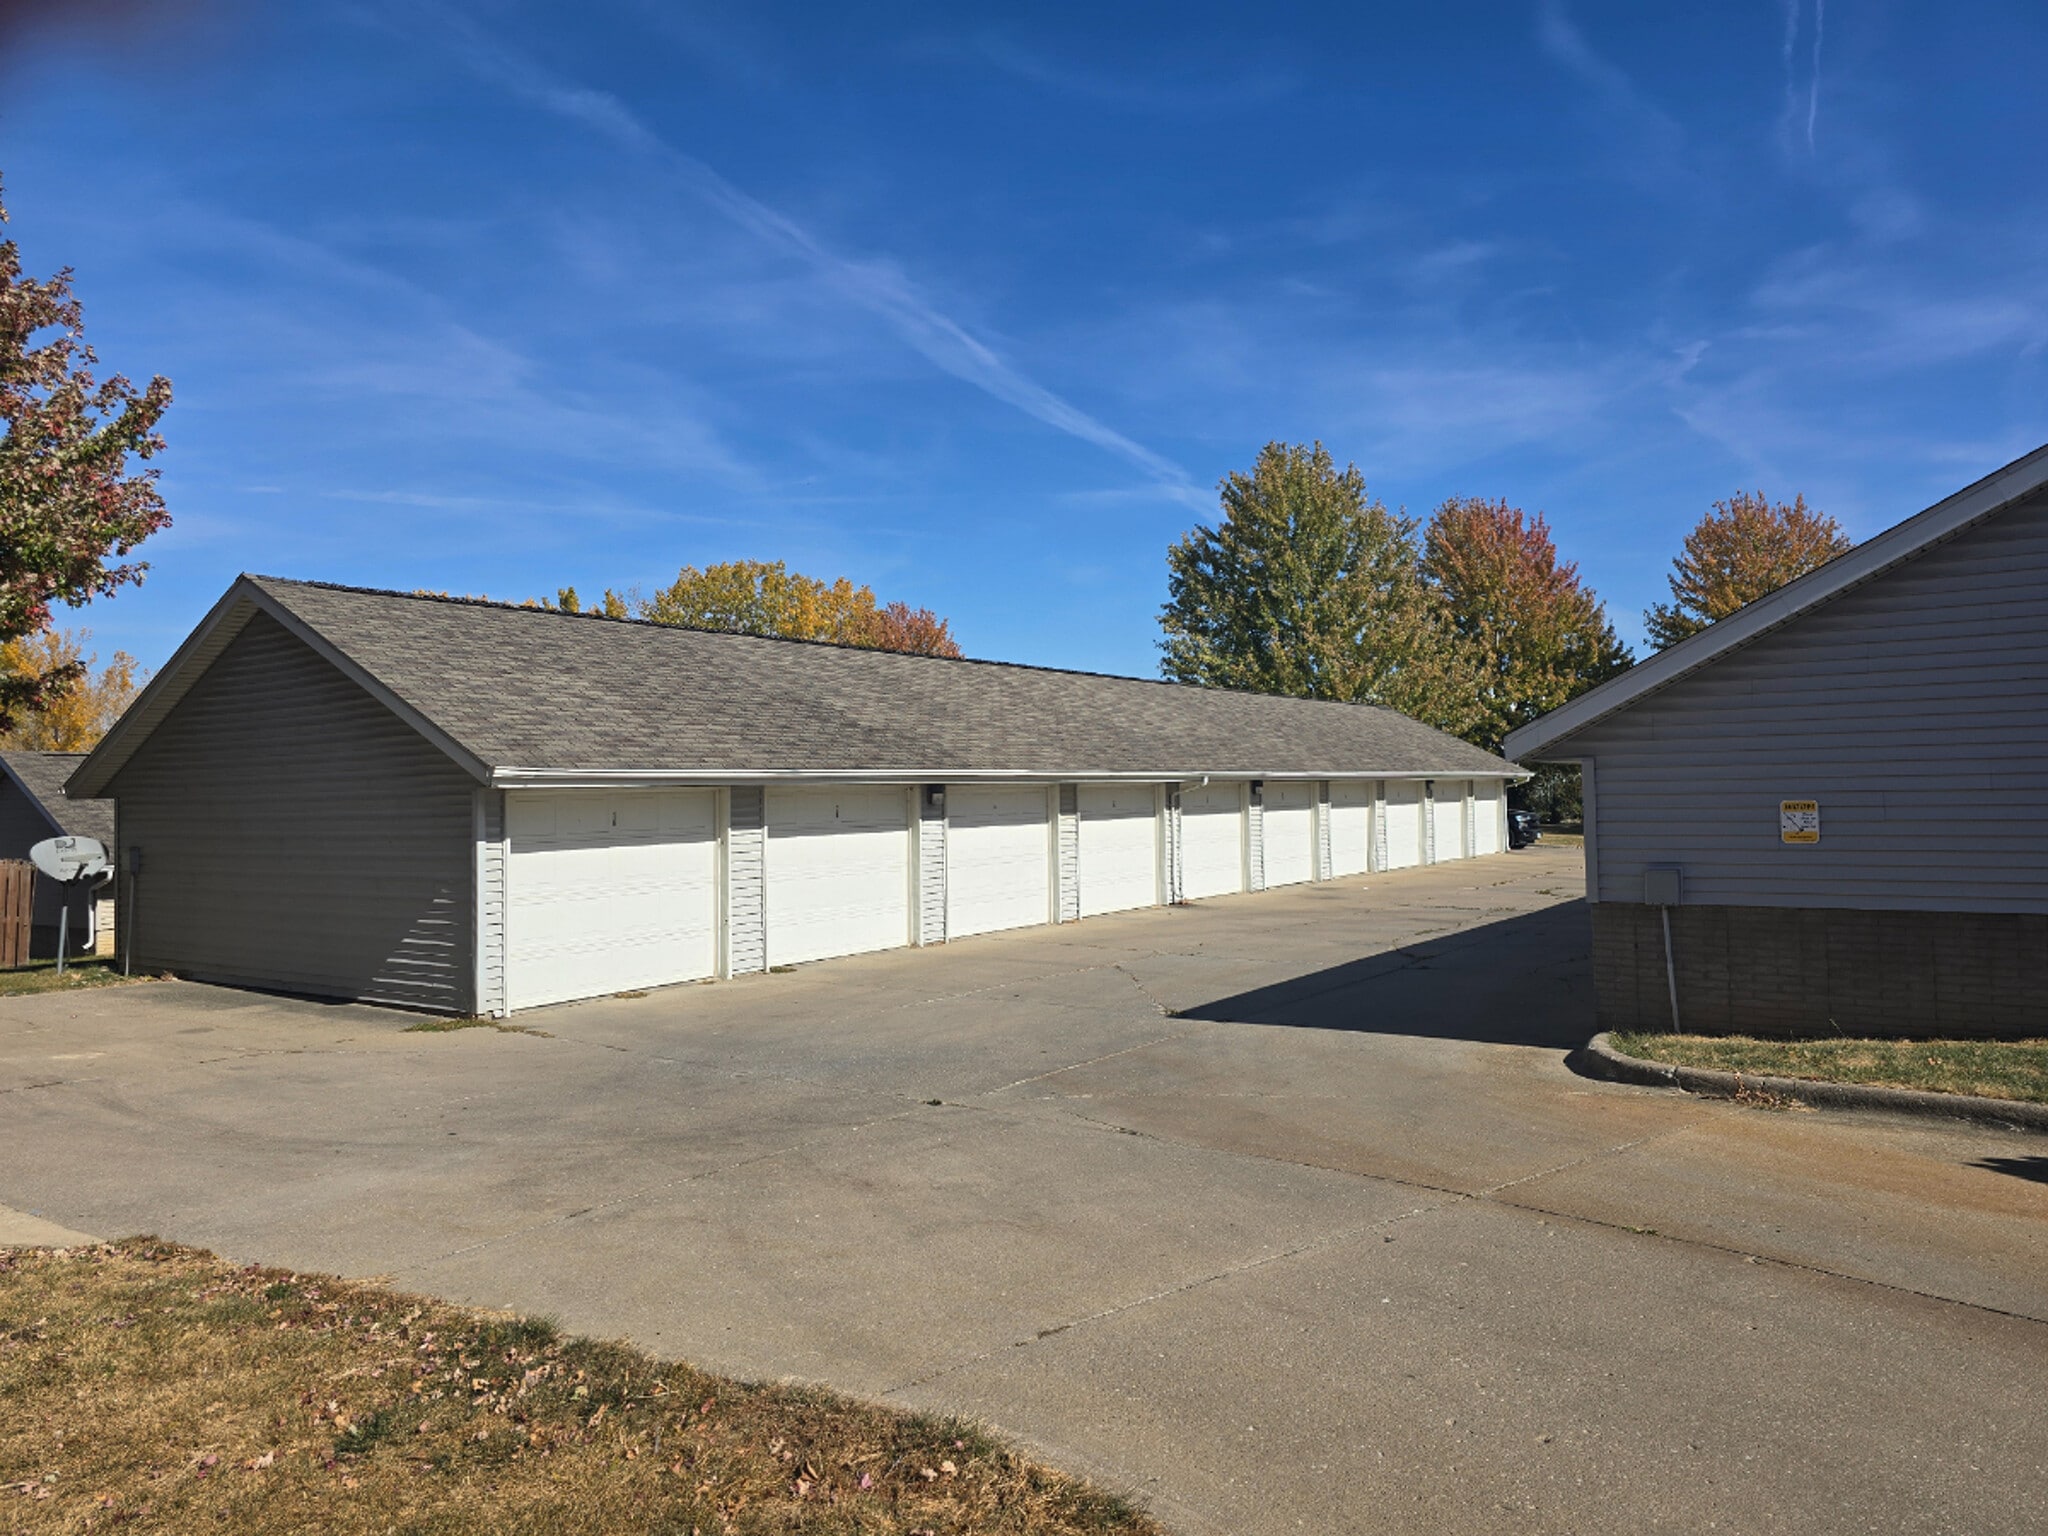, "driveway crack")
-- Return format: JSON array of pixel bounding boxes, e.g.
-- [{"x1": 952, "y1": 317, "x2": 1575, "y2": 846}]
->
[{"x1": 882, "y1": 1199, "x2": 1450, "y2": 1396}]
